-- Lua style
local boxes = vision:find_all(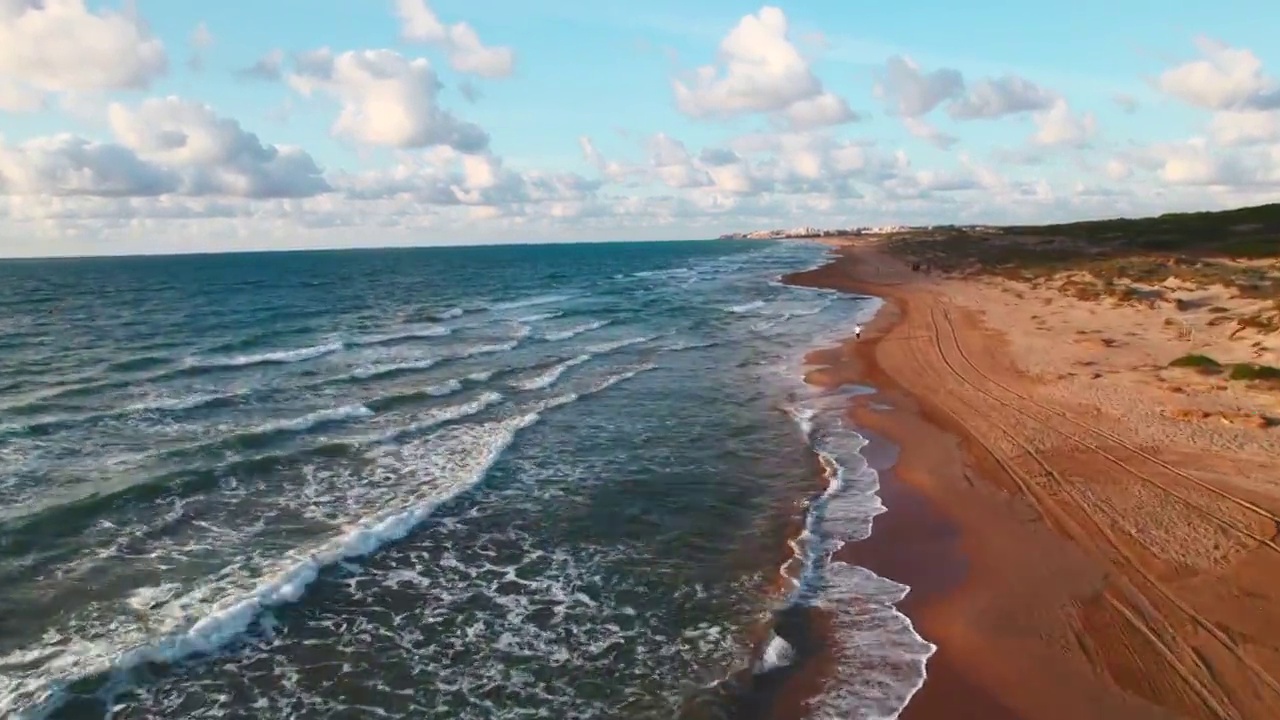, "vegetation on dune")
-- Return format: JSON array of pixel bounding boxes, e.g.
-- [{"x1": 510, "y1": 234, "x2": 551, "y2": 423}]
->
[
  {"x1": 886, "y1": 202, "x2": 1280, "y2": 304},
  {"x1": 1228, "y1": 363, "x2": 1280, "y2": 381},
  {"x1": 1168, "y1": 354, "x2": 1222, "y2": 369},
  {"x1": 1165, "y1": 355, "x2": 1280, "y2": 383}
]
